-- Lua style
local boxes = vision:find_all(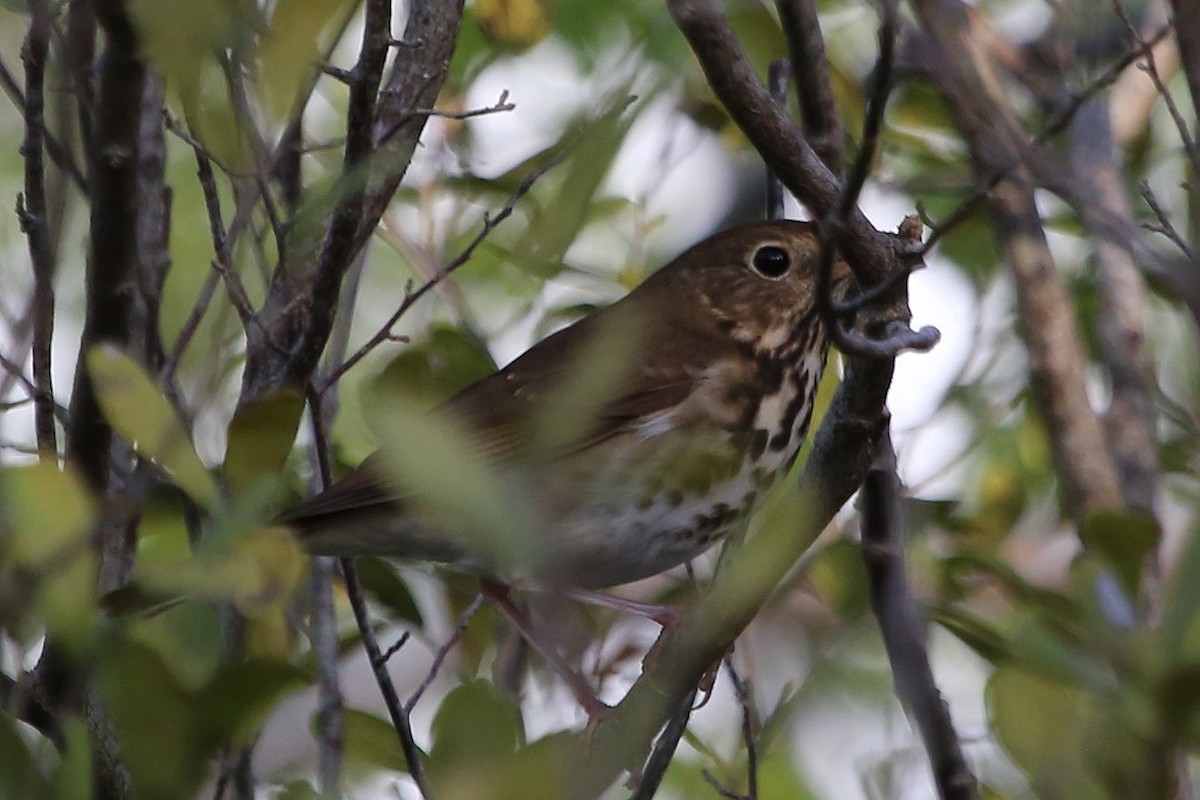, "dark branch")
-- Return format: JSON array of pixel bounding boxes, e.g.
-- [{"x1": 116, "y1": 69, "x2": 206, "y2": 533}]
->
[
  {"x1": 775, "y1": 0, "x2": 844, "y2": 176},
  {"x1": 860, "y1": 433, "x2": 978, "y2": 800}
]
